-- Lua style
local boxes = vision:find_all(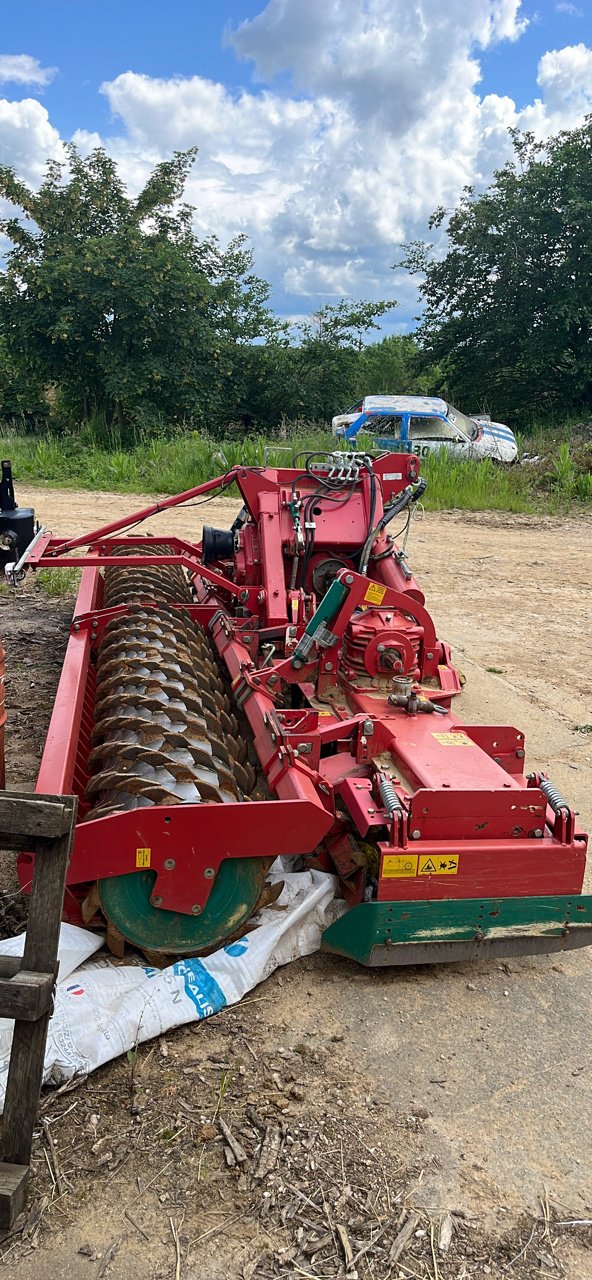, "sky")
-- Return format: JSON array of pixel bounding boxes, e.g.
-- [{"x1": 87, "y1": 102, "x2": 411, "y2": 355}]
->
[{"x1": 1, "y1": 0, "x2": 591, "y2": 334}]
